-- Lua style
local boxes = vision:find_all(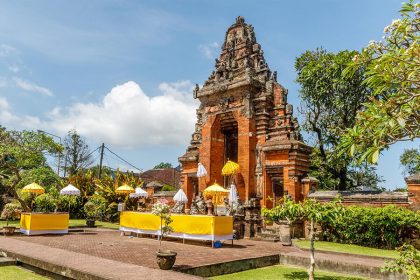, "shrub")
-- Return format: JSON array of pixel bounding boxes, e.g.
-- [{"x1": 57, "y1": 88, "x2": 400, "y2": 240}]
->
[
  {"x1": 161, "y1": 185, "x2": 177, "y2": 191},
  {"x1": 319, "y1": 205, "x2": 420, "y2": 249},
  {"x1": 83, "y1": 200, "x2": 101, "y2": 220},
  {"x1": 1, "y1": 202, "x2": 22, "y2": 225}
]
